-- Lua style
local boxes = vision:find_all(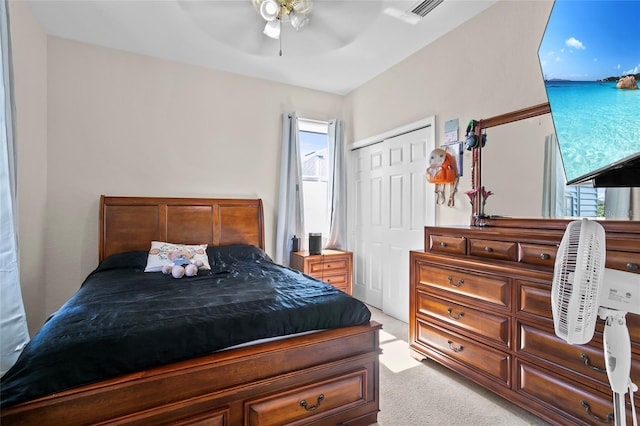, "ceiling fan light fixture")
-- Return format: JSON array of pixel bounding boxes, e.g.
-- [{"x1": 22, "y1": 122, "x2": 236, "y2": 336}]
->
[
  {"x1": 253, "y1": 0, "x2": 312, "y2": 40},
  {"x1": 263, "y1": 20, "x2": 281, "y2": 39},
  {"x1": 259, "y1": 0, "x2": 279, "y2": 21}
]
